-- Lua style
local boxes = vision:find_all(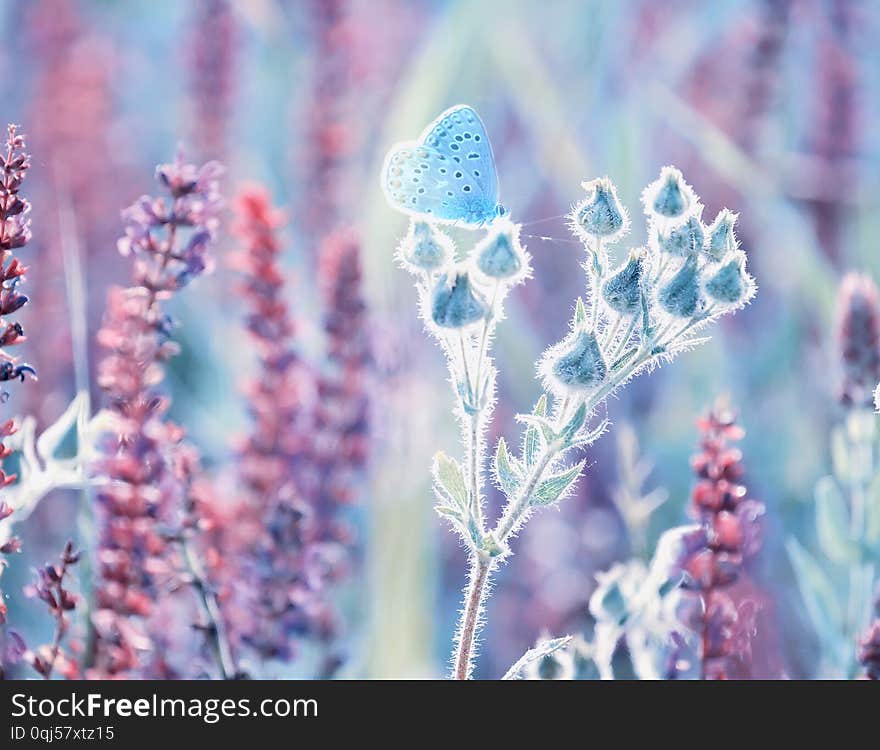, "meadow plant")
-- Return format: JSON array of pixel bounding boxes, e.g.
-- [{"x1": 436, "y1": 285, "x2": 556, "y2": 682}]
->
[
  {"x1": 90, "y1": 153, "x2": 227, "y2": 677},
  {"x1": 612, "y1": 422, "x2": 669, "y2": 560},
  {"x1": 24, "y1": 540, "x2": 81, "y2": 679},
  {"x1": 0, "y1": 122, "x2": 35, "y2": 634},
  {"x1": 230, "y1": 184, "x2": 329, "y2": 664},
  {"x1": 188, "y1": 0, "x2": 237, "y2": 161},
  {"x1": 586, "y1": 524, "x2": 707, "y2": 680},
  {"x1": 0, "y1": 124, "x2": 35, "y2": 386},
  {"x1": 788, "y1": 273, "x2": 880, "y2": 677},
  {"x1": 313, "y1": 231, "x2": 371, "y2": 557},
  {"x1": 25, "y1": 0, "x2": 122, "y2": 421},
  {"x1": 680, "y1": 402, "x2": 764, "y2": 679},
  {"x1": 0, "y1": 419, "x2": 21, "y2": 631},
  {"x1": 303, "y1": 0, "x2": 358, "y2": 242},
  {"x1": 384, "y1": 105, "x2": 755, "y2": 678}
]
